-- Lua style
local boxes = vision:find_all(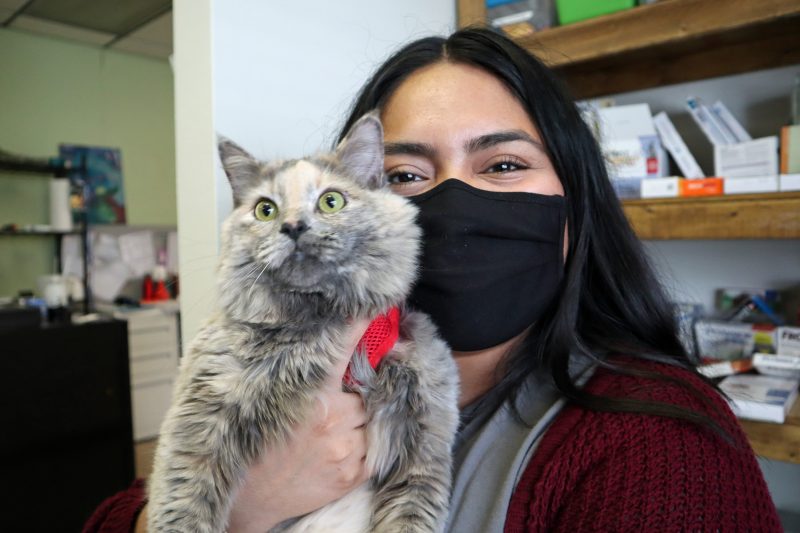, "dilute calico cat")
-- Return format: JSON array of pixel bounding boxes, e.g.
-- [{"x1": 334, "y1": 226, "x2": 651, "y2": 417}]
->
[{"x1": 148, "y1": 113, "x2": 459, "y2": 533}]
